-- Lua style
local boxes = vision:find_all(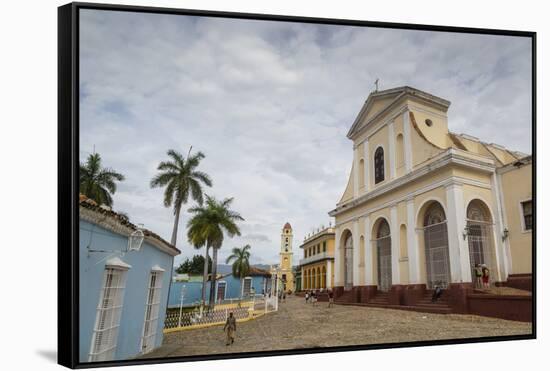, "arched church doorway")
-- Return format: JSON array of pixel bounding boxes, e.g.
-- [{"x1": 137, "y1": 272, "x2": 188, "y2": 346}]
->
[
  {"x1": 467, "y1": 199, "x2": 496, "y2": 287},
  {"x1": 423, "y1": 202, "x2": 451, "y2": 289},
  {"x1": 343, "y1": 232, "x2": 353, "y2": 291},
  {"x1": 375, "y1": 219, "x2": 392, "y2": 292}
]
